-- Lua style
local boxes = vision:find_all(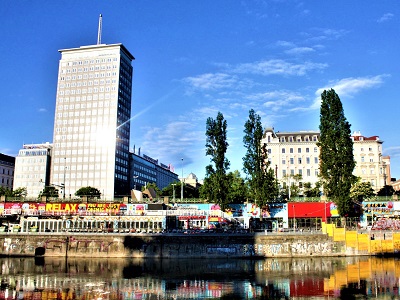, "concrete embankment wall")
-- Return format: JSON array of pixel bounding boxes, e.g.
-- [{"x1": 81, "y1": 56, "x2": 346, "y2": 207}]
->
[
  {"x1": 0, "y1": 233, "x2": 348, "y2": 258},
  {"x1": 1, "y1": 229, "x2": 397, "y2": 258}
]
